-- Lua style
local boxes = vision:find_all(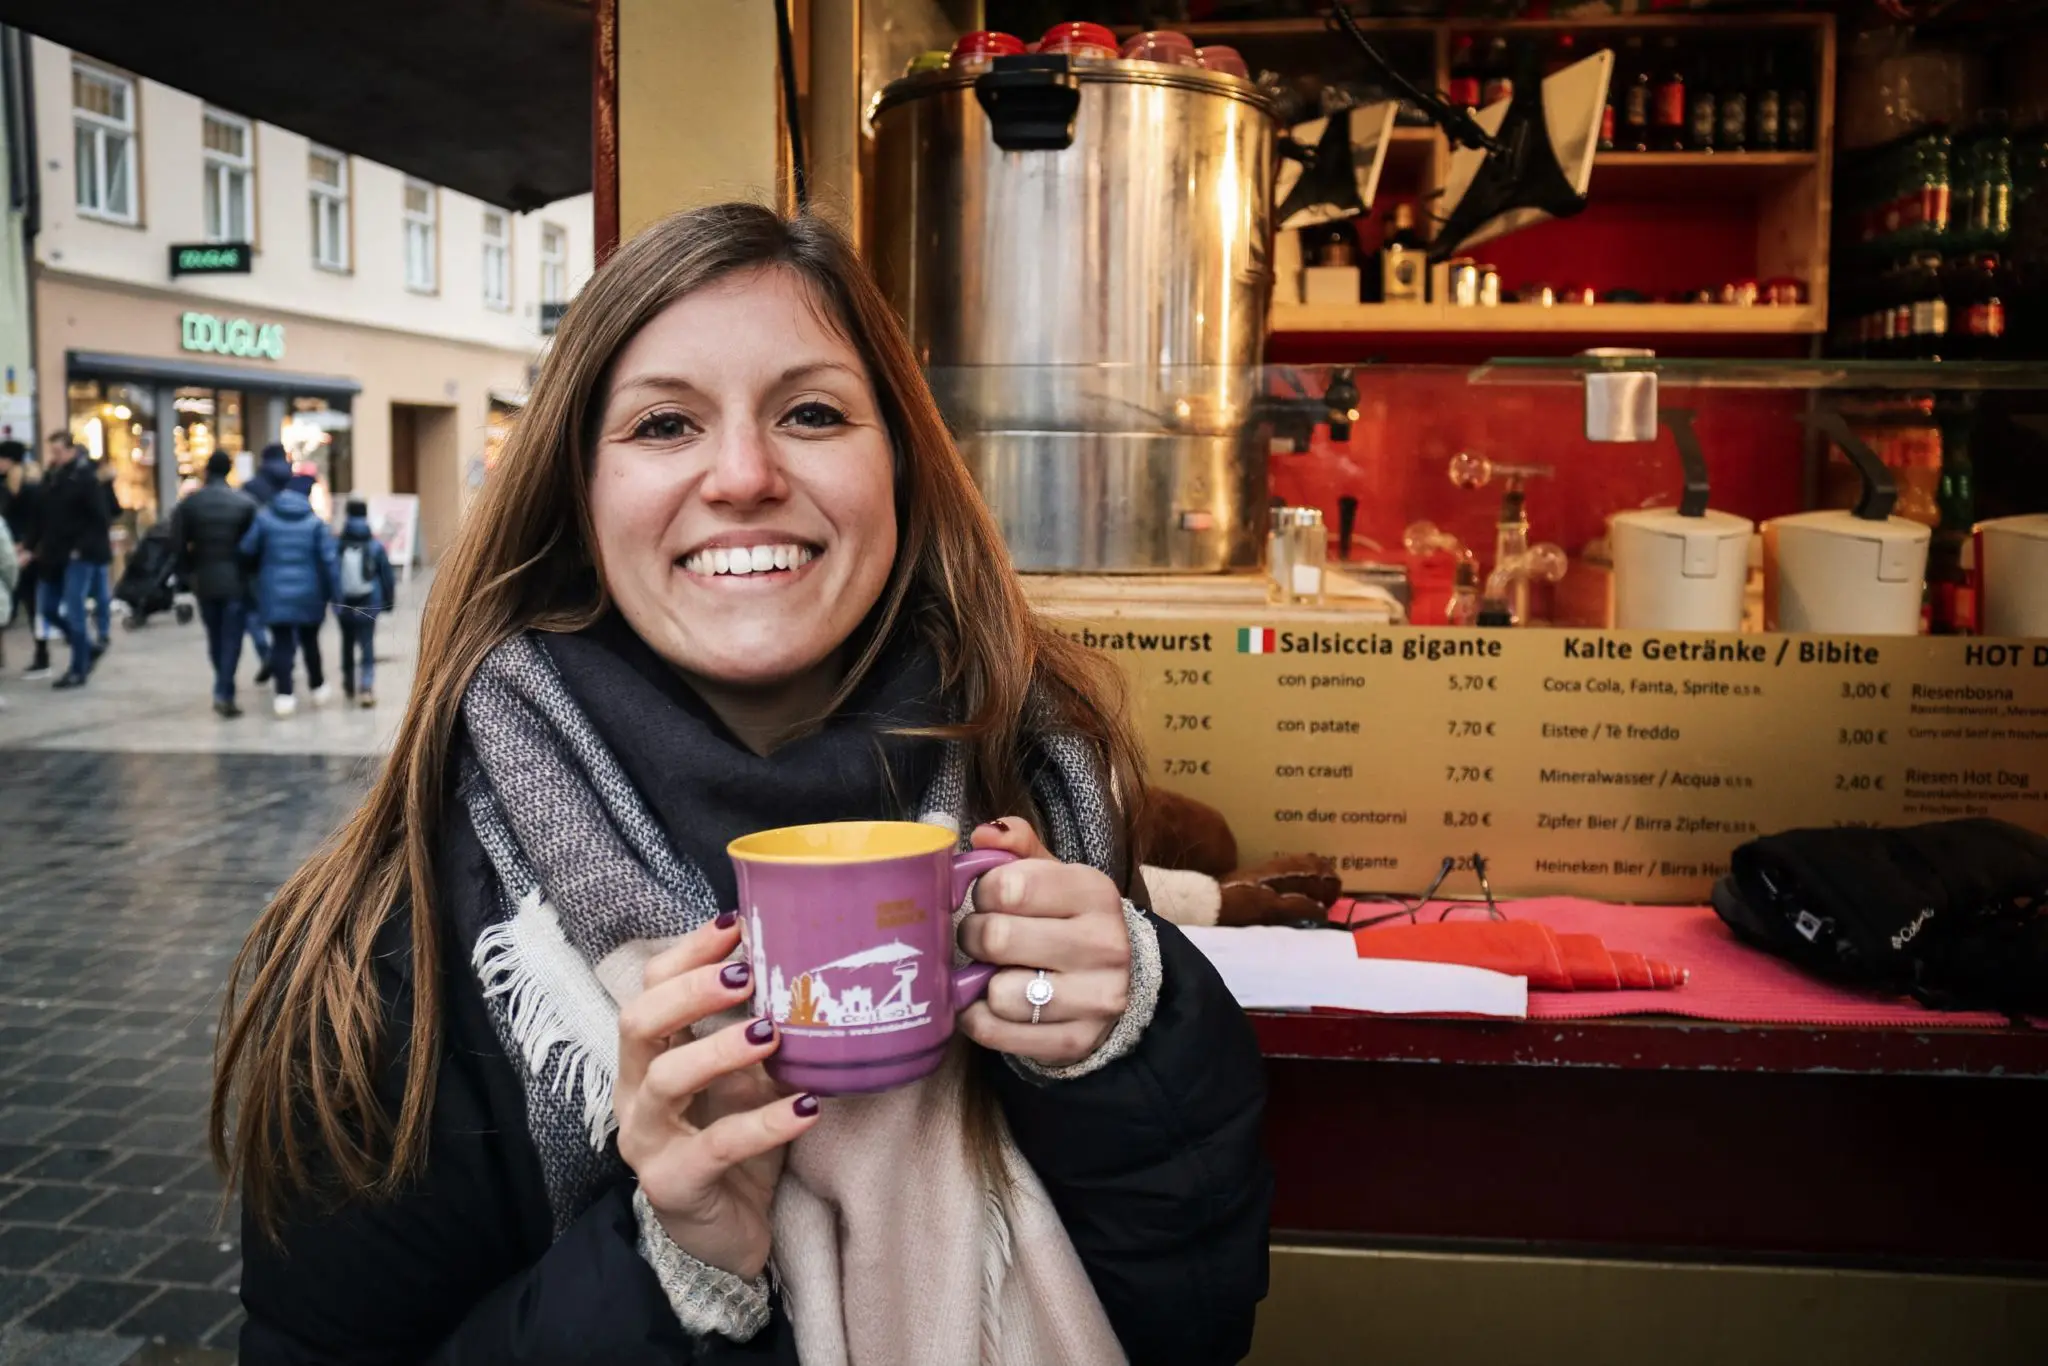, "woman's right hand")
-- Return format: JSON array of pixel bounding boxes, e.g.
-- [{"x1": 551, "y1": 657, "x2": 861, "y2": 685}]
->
[{"x1": 615, "y1": 913, "x2": 820, "y2": 1280}]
